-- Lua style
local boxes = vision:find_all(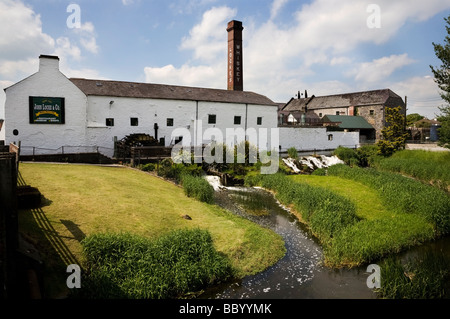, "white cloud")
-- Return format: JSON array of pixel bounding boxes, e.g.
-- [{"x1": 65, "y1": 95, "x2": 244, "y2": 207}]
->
[
  {"x1": 122, "y1": 0, "x2": 134, "y2": 5},
  {"x1": 180, "y1": 6, "x2": 237, "y2": 62},
  {"x1": 76, "y1": 22, "x2": 99, "y2": 54},
  {"x1": 348, "y1": 54, "x2": 416, "y2": 84},
  {"x1": 0, "y1": 0, "x2": 55, "y2": 61},
  {"x1": 390, "y1": 76, "x2": 447, "y2": 118},
  {"x1": 143, "y1": 0, "x2": 450, "y2": 106},
  {"x1": 270, "y1": 0, "x2": 289, "y2": 20},
  {"x1": 144, "y1": 63, "x2": 225, "y2": 88}
]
